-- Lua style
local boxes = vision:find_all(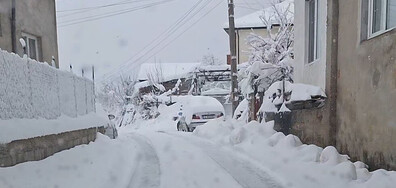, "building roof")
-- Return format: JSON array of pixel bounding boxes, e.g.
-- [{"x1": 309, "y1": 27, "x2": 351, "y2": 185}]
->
[
  {"x1": 224, "y1": 0, "x2": 294, "y2": 29},
  {"x1": 137, "y1": 62, "x2": 200, "y2": 82}
]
